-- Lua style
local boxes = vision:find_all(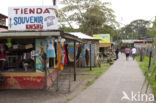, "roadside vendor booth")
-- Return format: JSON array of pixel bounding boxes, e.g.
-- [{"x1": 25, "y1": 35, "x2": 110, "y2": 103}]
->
[
  {"x1": 0, "y1": 6, "x2": 82, "y2": 89},
  {"x1": 0, "y1": 31, "x2": 83, "y2": 89},
  {"x1": 68, "y1": 32, "x2": 99, "y2": 67},
  {"x1": 93, "y1": 34, "x2": 111, "y2": 48},
  {"x1": 93, "y1": 34, "x2": 111, "y2": 61}
]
